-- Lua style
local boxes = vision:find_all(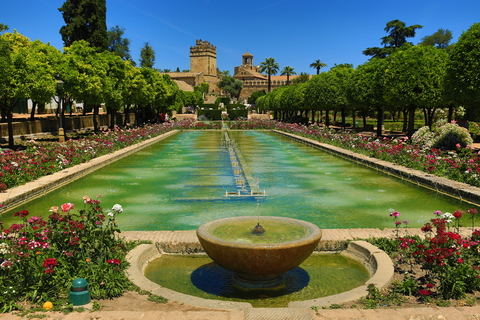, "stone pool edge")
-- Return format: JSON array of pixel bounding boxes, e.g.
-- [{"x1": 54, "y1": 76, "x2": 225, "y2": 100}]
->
[
  {"x1": 274, "y1": 130, "x2": 480, "y2": 206},
  {"x1": 125, "y1": 240, "x2": 393, "y2": 310}
]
